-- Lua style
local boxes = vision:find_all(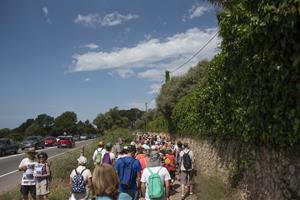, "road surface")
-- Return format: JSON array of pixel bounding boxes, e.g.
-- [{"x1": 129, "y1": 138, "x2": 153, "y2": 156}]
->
[{"x1": 0, "y1": 139, "x2": 94, "y2": 194}]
